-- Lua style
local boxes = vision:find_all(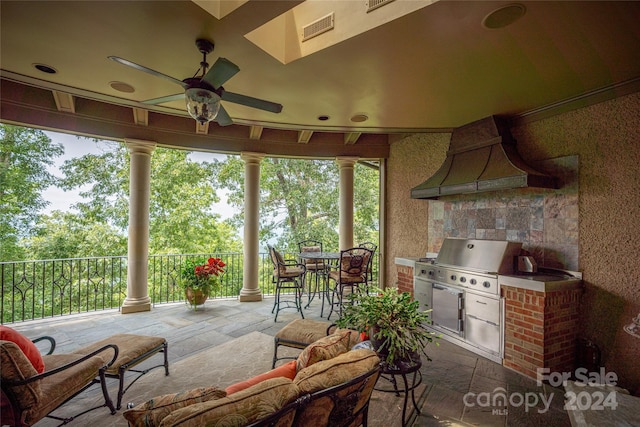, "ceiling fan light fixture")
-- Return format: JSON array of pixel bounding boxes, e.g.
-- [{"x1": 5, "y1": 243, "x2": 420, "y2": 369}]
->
[{"x1": 185, "y1": 87, "x2": 221, "y2": 124}]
